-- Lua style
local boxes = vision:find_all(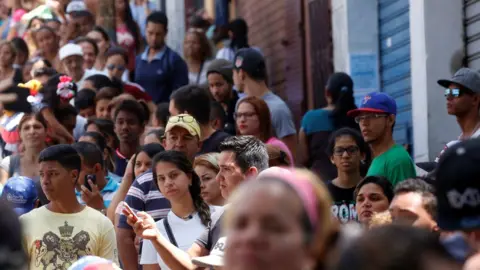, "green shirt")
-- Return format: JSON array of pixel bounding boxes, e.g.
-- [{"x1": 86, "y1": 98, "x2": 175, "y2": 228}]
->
[{"x1": 367, "y1": 145, "x2": 416, "y2": 187}]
